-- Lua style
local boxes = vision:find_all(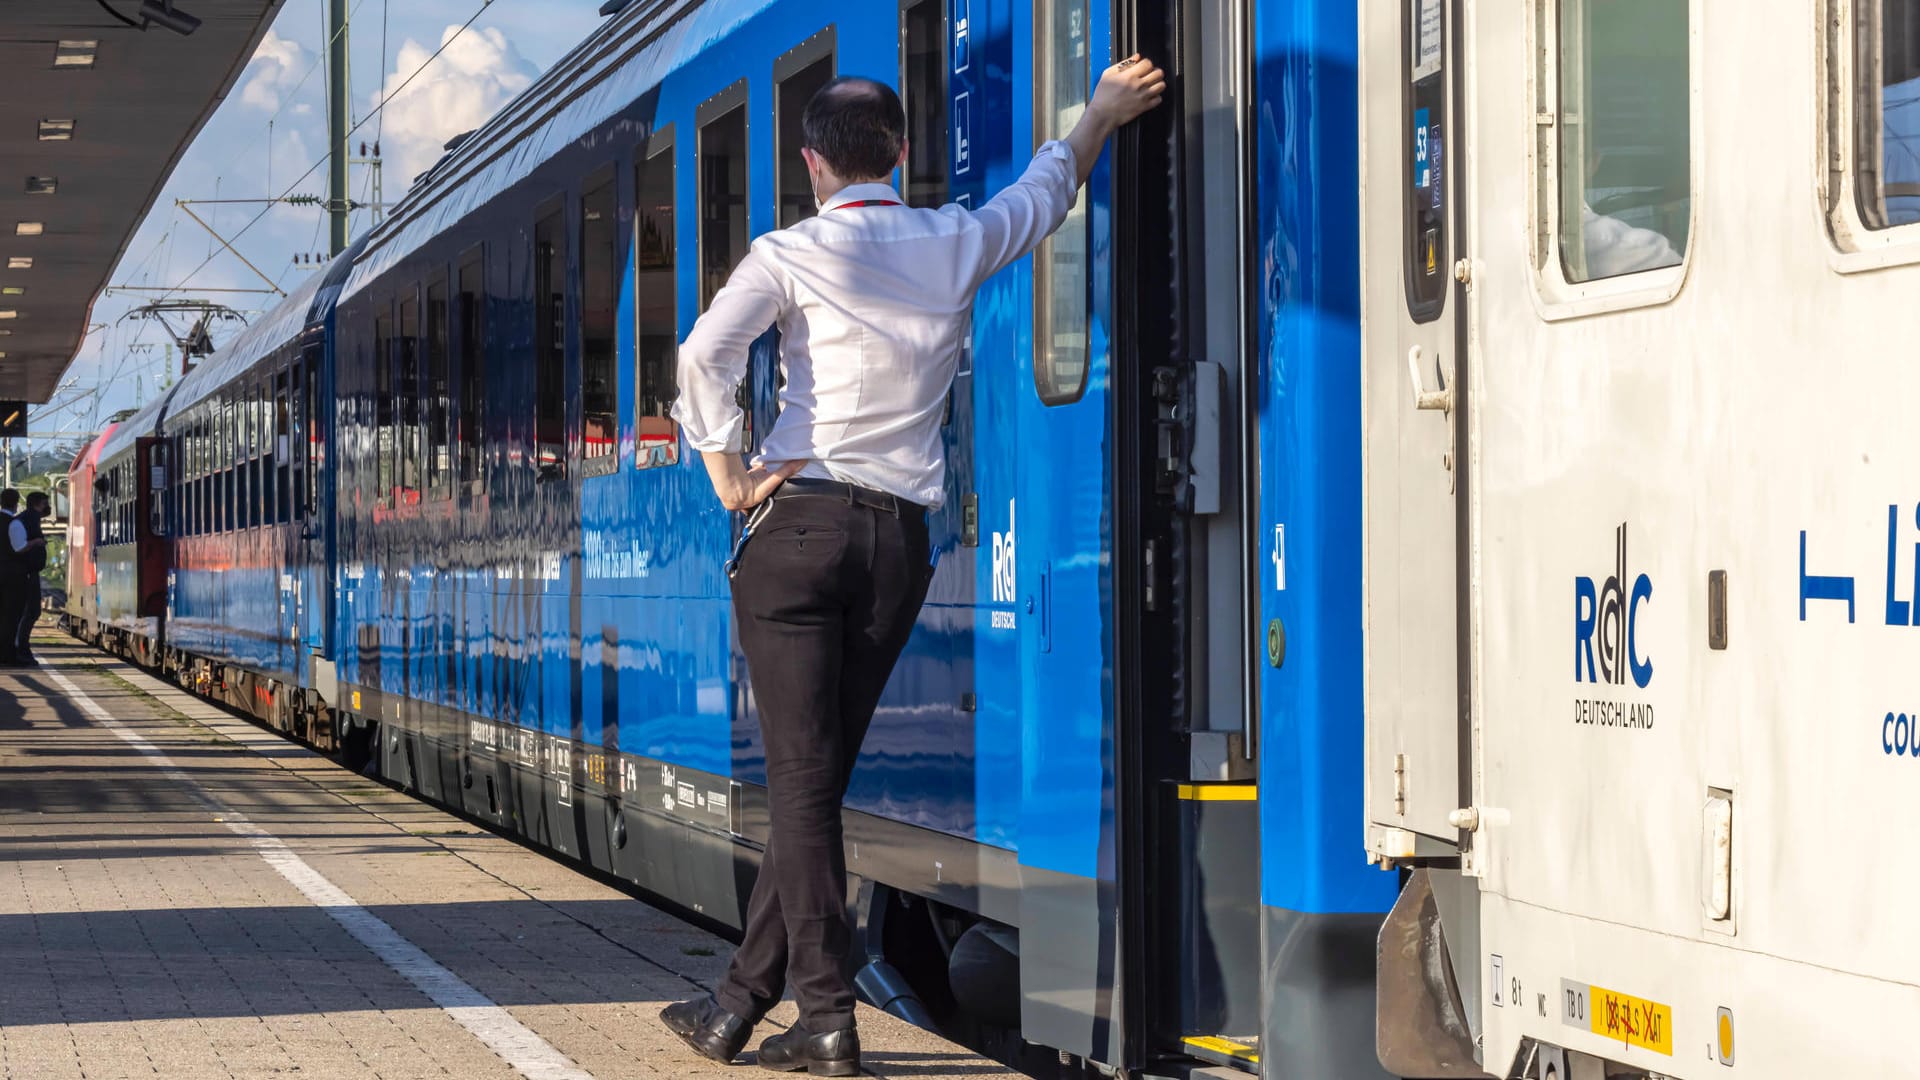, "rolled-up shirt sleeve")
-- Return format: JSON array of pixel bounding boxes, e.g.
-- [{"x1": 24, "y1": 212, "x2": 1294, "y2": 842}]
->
[
  {"x1": 671, "y1": 248, "x2": 787, "y2": 454},
  {"x1": 967, "y1": 140, "x2": 1079, "y2": 286},
  {"x1": 8, "y1": 519, "x2": 25, "y2": 552}
]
